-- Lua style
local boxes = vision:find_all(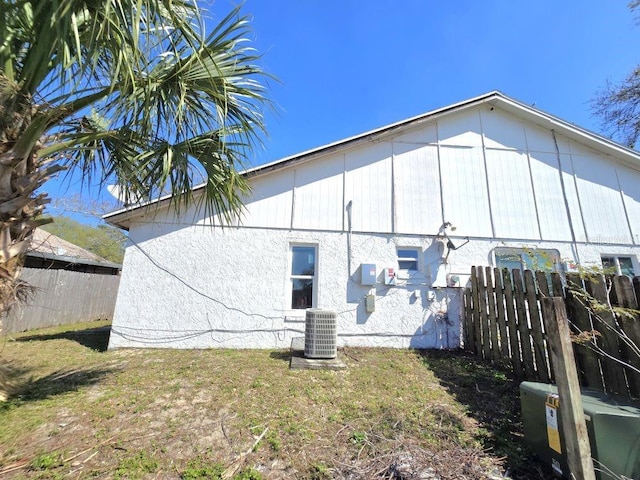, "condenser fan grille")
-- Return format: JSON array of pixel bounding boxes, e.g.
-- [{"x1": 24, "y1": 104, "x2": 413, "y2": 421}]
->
[{"x1": 304, "y1": 309, "x2": 337, "y2": 359}]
